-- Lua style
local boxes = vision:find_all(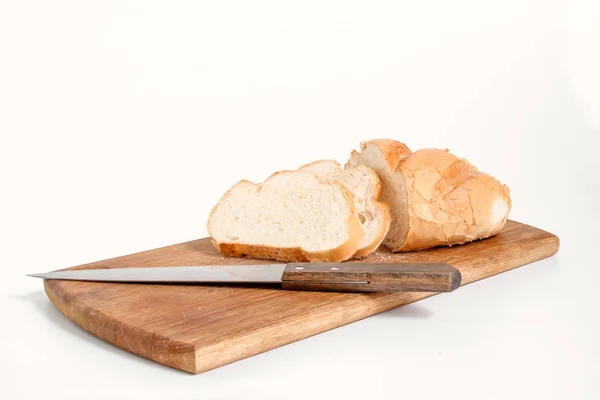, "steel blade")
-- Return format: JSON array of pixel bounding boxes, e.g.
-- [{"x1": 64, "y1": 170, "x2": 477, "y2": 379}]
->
[{"x1": 27, "y1": 264, "x2": 287, "y2": 284}]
